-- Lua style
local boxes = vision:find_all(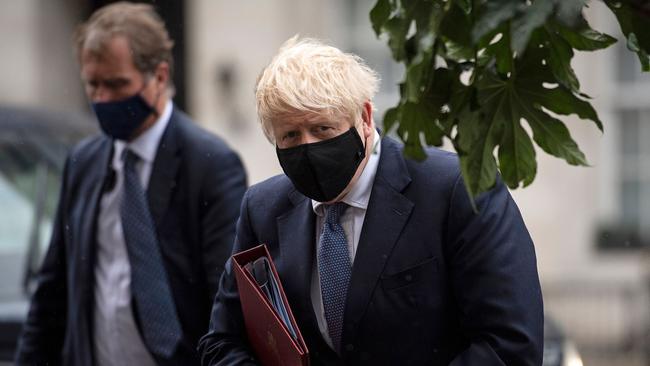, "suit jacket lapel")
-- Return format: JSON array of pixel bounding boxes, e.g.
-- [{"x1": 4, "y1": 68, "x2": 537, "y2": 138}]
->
[
  {"x1": 277, "y1": 191, "x2": 342, "y2": 362},
  {"x1": 80, "y1": 138, "x2": 113, "y2": 288},
  {"x1": 79, "y1": 137, "x2": 112, "y2": 356},
  {"x1": 147, "y1": 109, "x2": 181, "y2": 229},
  {"x1": 276, "y1": 189, "x2": 321, "y2": 338},
  {"x1": 343, "y1": 137, "x2": 414, "y2": 345}
]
